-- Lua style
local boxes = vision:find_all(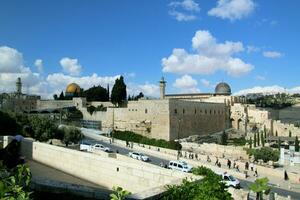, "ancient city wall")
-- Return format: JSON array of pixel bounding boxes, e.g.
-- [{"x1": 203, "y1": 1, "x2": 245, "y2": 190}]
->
[
  {"x1": 169, "y1": 100, "x2": 227, "y2": 140},
  {"x1": 36, "y1": 100, "x2": 74, "y2": 110},
  {"x1": 19, "y1": 138, "x2": 190, "y2": 193}
]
